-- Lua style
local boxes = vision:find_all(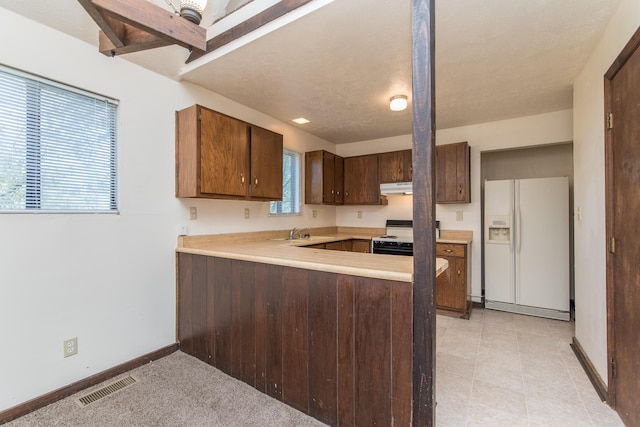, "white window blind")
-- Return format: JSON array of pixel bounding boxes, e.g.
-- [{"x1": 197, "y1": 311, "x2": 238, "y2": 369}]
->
[
  {"x1": 0, "y1": 65, "x2": 118, "y2": 213},
  {"x1": 270, "y1": 149, "x2": 301, "y2": 215}
]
